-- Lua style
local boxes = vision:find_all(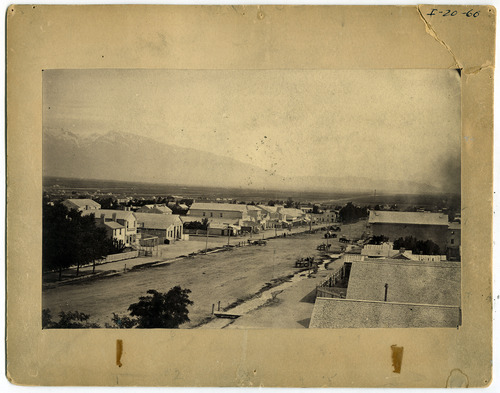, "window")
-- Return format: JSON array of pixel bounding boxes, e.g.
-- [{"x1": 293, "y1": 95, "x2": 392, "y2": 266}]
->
[
  {"x1": 210, "y1": 212, "x2": 213, "y2": 217},
  {"x1": 203, "y1": 212, "x2": 205, "y2": 216},
  {"x1": 220, "y1": 213, "x2": 223, "y2": 218},
  {"x1": 451, "y1": 239, "x2": 454, "y2": 245}
]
